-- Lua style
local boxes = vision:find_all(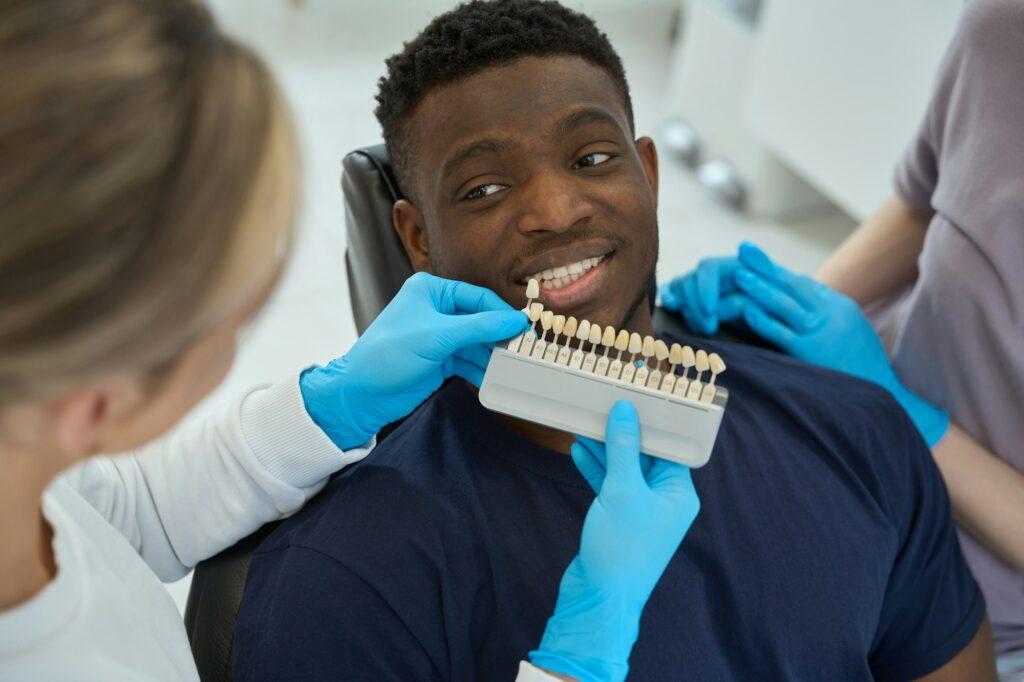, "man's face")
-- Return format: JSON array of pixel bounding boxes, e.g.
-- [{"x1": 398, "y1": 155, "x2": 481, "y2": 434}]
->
[{"x1": 393, "y1": 55, "x2": 660, "y2": 333}]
